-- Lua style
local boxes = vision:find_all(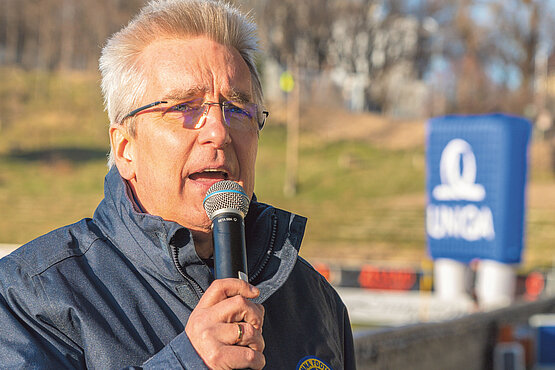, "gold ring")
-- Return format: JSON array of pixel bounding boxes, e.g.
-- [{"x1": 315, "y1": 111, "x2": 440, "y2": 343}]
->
[{"x1": 234, "y1": 323, "x2": 243, "y2": 345}]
